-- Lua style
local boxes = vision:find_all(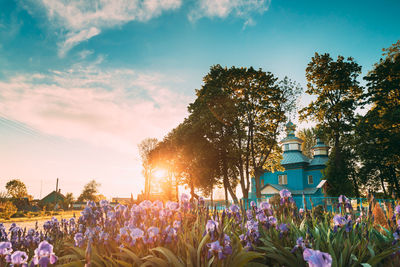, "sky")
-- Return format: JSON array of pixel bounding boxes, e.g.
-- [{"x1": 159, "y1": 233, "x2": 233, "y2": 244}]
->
[{"x1": 0, "y1": 0, "x2": 399, "y2": 199}]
